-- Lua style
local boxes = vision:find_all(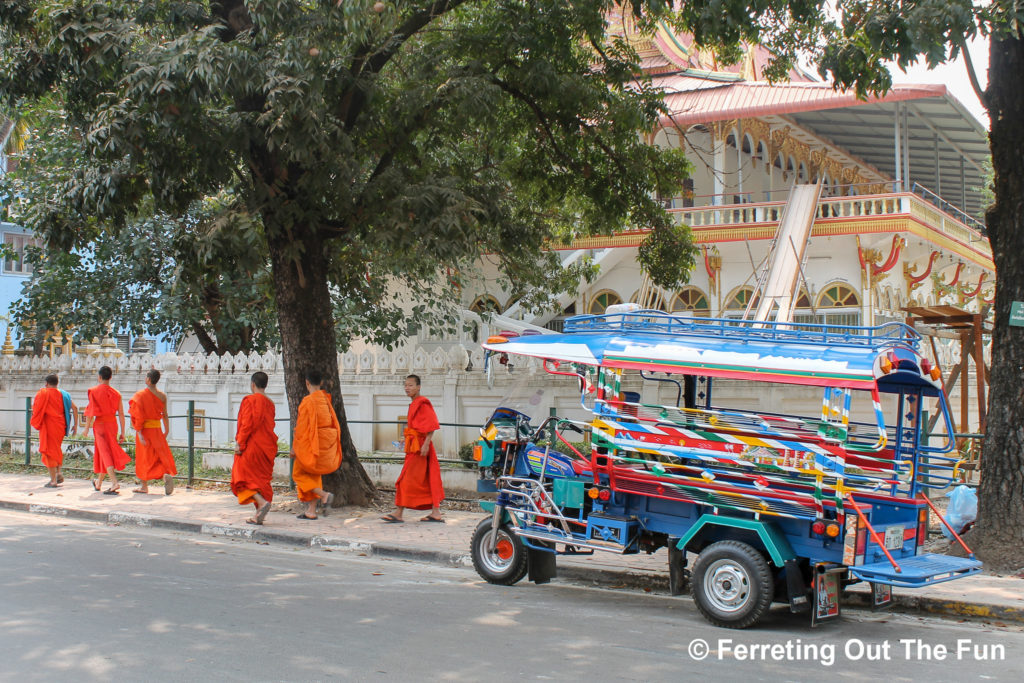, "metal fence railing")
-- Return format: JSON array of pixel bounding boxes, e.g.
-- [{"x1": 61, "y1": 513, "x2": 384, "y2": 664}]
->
[
  {"x1": 1, "y1": 400, "x2": 987, "y2": 488},
  {"x1": 0, "y1": 400, "x2": 485, "y2": 489}
]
